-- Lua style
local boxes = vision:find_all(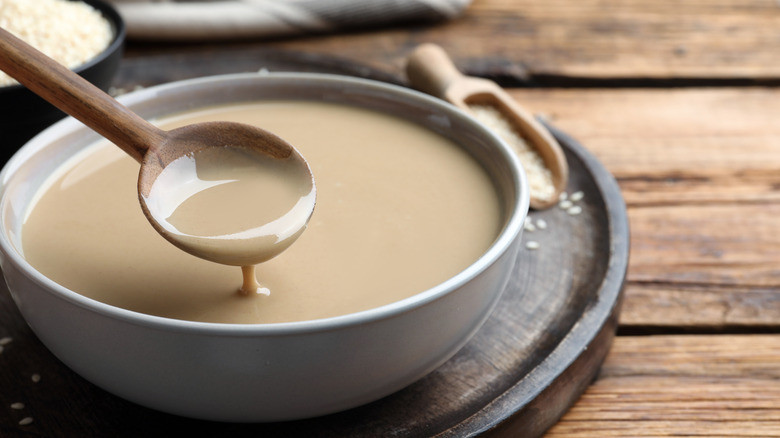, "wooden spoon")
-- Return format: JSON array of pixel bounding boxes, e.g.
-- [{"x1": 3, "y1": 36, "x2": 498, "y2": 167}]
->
[
  {"x1": 406, "y1": 43, "x2": 568, "y2": 210},
  {"x1": 0, "y1": 27, "x2": 315, "y2": 269}
]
